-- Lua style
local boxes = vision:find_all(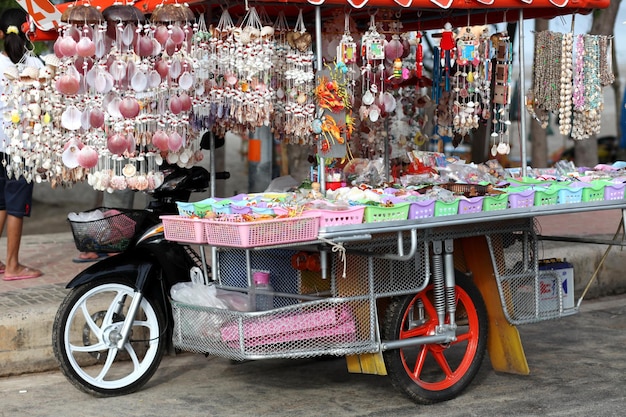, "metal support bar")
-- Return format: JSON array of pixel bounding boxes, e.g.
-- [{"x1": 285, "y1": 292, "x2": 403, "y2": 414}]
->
[
  {"x1": 381, "y1": 332, "x2": 456, "y2": 351},
  {"x1": 344, "y1": 229, "x2": 418, "y2": 261},
  {"x1": 538, "y1": 235, "x2": 626, "y2": 246},
  {"x1": 443, "y1": 239, "x2": 456, "y2": 327},
  {"x1": 577, "y1": 211, "x2": 625, "y2": 306},
  {"x1": 320, "y1": 250, "x2": 328, "y2": 279},
  {"x1": 199, "y1": 246, "x2": 210, "y2": 285}
]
